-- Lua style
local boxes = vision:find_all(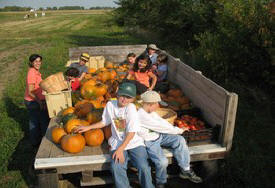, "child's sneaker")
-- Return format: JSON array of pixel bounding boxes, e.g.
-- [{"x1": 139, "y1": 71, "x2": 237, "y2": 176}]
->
[{"x1": 179, "y1": 169, "x2": 203, "y2": 183}]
